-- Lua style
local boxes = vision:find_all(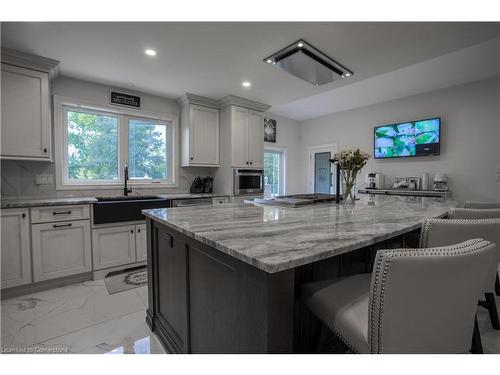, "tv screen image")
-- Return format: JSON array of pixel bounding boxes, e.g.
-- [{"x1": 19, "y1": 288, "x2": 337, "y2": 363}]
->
[{"x1": 374, "y1": 117, "x2": 440, "y2": 159}]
